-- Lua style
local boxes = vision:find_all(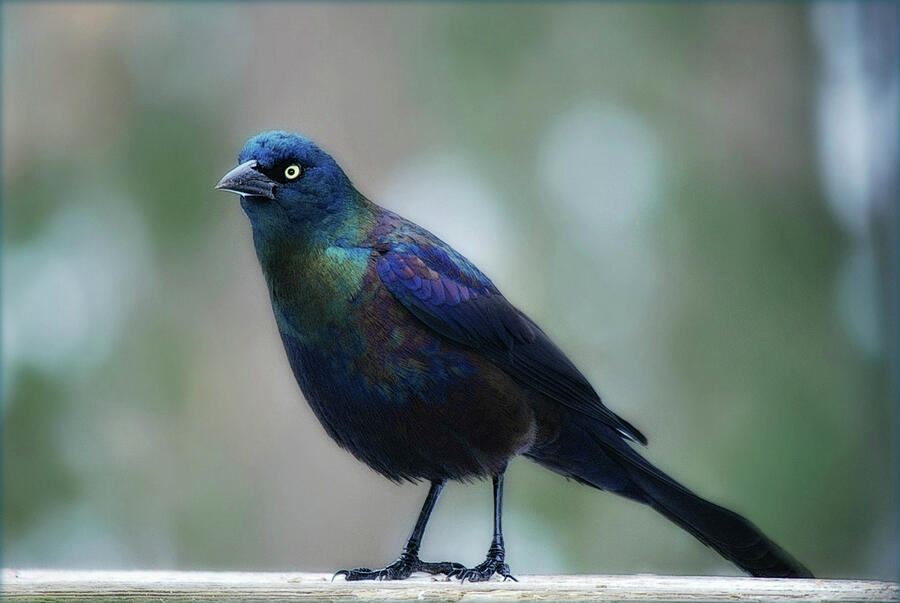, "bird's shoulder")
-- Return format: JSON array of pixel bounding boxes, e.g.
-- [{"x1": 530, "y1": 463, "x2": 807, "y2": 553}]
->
[
  {"x1": 360, "y1": 208, "x2": 536, "y2": 350},
  {"x1": 365, "y1": 210, "x2": 494, "y2": 291}
]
